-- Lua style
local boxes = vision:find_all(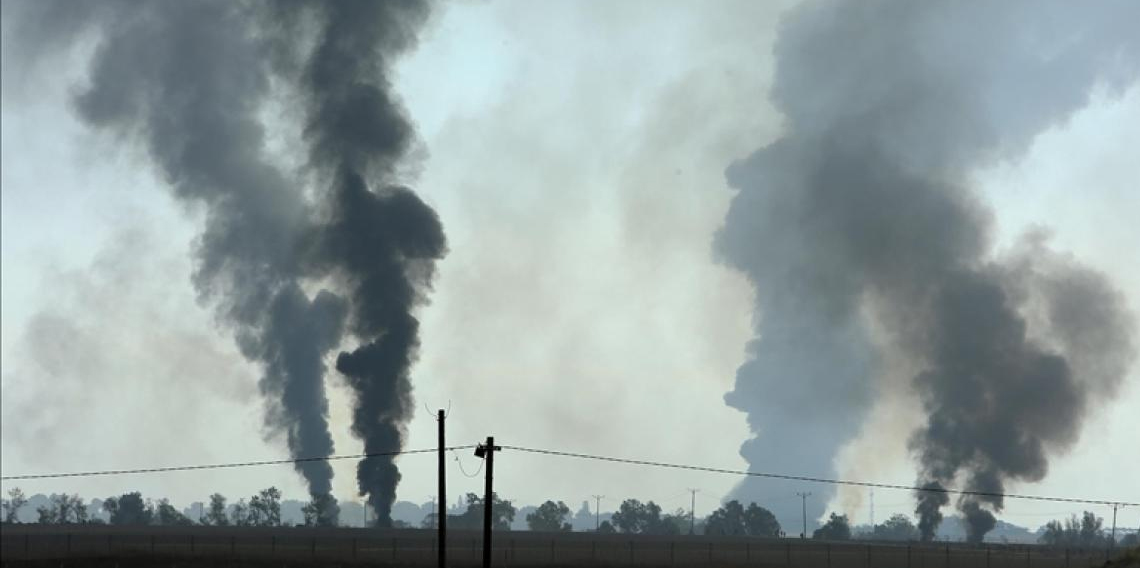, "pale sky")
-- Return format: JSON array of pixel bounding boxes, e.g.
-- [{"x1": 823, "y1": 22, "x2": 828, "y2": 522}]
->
[{"x1": 2, "y1": 1, "x2": 1137, "y2": 533}]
